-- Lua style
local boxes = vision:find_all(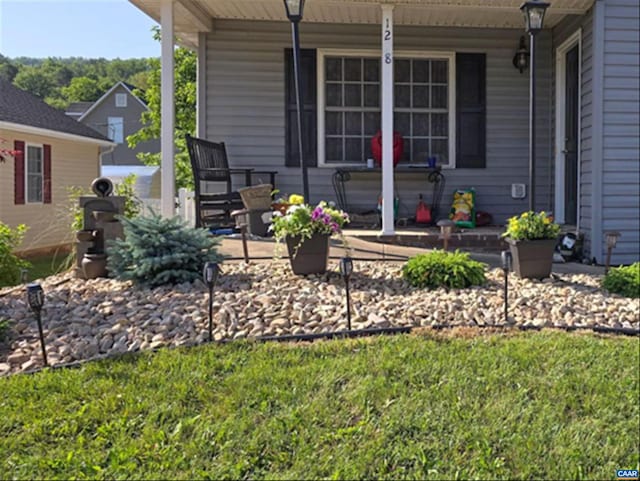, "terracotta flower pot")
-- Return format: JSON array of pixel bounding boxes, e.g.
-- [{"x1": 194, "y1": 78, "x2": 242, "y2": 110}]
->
[
  {"x1": 507, "y1": 238, "x2": 557, "y2": 279},
  {"x1": 272, "y1": 202, "x2": 291, "y2": 215},
  {"x1": 285, "y1": 233, "x2": 331, "y2": 275}
]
